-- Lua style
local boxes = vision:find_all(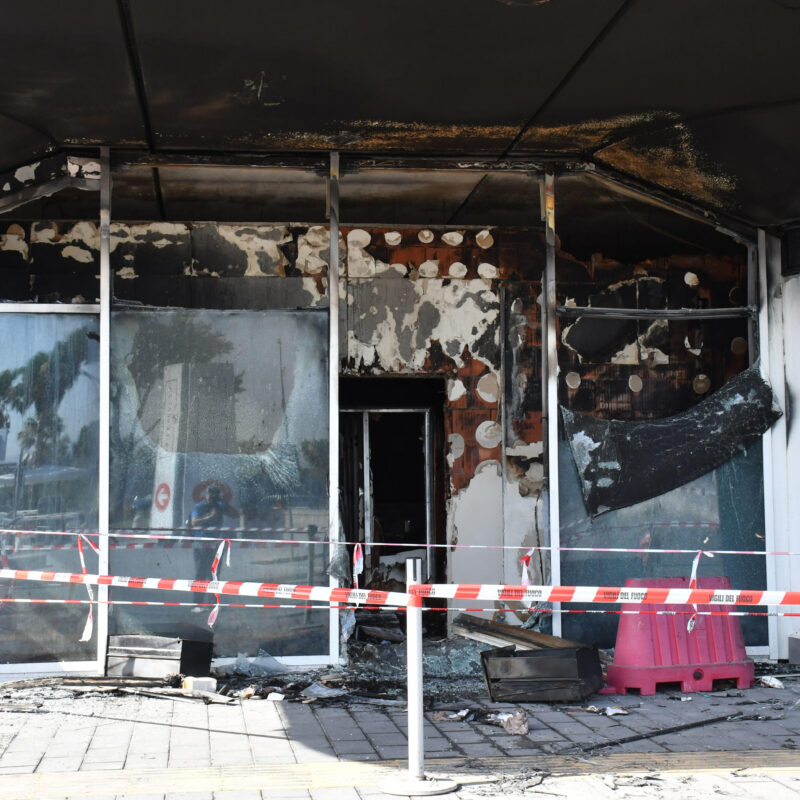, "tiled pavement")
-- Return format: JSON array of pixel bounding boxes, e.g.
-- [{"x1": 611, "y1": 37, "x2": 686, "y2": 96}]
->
[{"x1": 1, "y1": 682, "x2": 800, "y2": 798}]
